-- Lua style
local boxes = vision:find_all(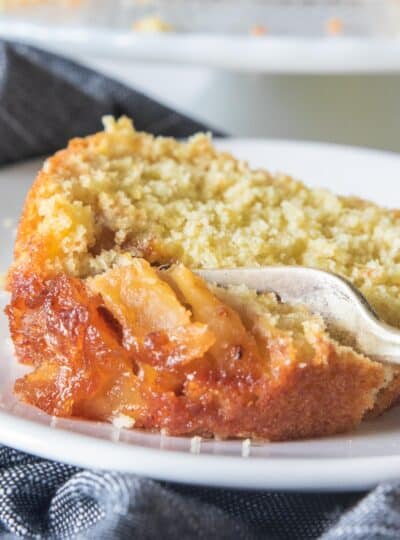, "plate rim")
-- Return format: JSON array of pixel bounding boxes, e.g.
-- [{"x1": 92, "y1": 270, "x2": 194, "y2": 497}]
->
[
  {"x1": 213, "y1": 136, "x2": 400, "y2": 159},
  {"x1": 1, "y1": 21, "x2": 400, "y2": 73},
  {"x1": 1, "y1": 406, "x2": 400, "y2": 492}
]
